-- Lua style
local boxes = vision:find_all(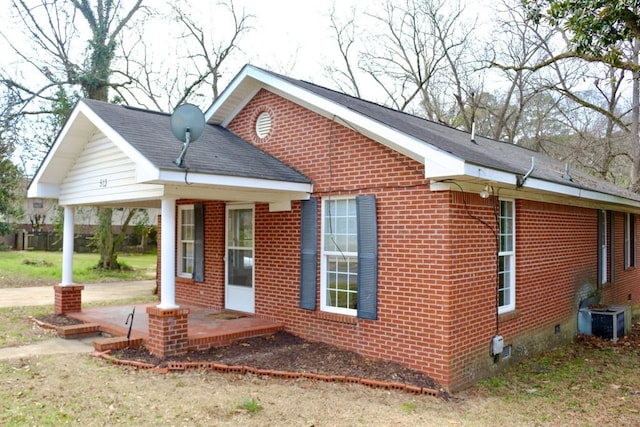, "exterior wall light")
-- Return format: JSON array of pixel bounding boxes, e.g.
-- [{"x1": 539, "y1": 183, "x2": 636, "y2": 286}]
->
[{"x1": 480, "y1": 184, "x2": 492, "y2": 199}]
